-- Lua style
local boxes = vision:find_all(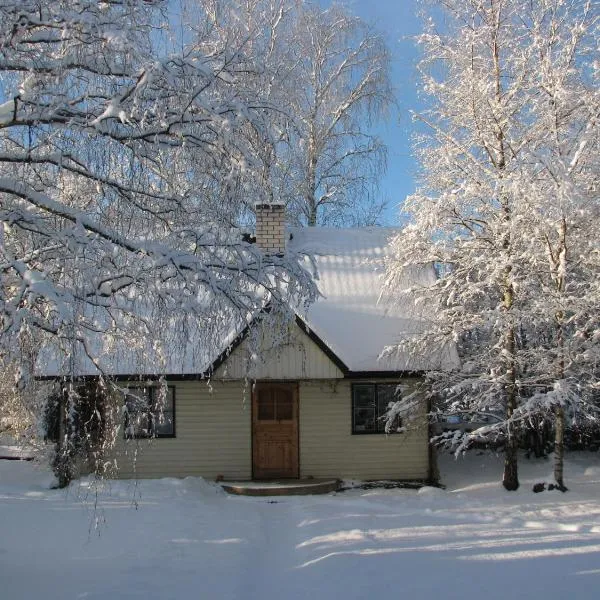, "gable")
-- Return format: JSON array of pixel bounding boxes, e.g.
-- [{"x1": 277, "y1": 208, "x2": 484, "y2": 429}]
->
[{"x1": 213, "y1": 320, "x2": 345, "y2": 380}]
